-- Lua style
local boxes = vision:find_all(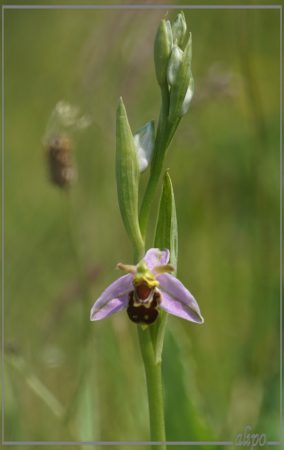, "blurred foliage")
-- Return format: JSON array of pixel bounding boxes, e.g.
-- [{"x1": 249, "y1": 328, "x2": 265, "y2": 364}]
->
[{"x1": 3, "y1": 2, "x2": 280, "y2": 449}]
